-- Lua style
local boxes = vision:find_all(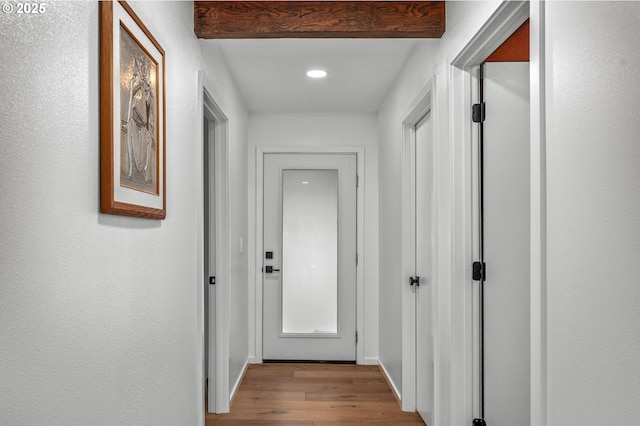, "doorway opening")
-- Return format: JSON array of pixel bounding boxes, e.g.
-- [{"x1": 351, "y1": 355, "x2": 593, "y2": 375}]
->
[
  {"x1": 199, "y1": 72, "x2": 231, "y2": 414},
  {"x1": 401, "y1": 78, "x2": 436, "y2": 425},
  {"x1": 254, "y1": 146, "x2": 366, "y2": 365},
  {"x1": 448, "y1": 2, "x2": 543, "y2": 424},
  {"x1": 475, "y1": 28, "x2": 531, "y2": 424}
]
